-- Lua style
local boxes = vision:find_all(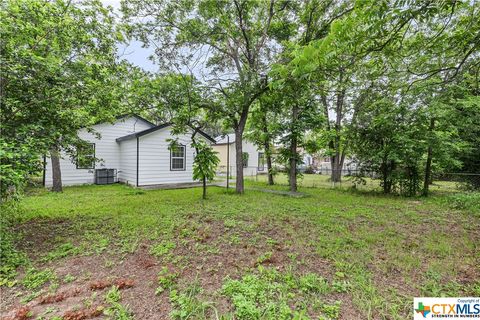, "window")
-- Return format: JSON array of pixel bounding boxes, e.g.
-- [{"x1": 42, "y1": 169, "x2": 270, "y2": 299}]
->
[
  {"x1": 170, "y1": 145, "x2": 186, "y2": 171},
  {"x1": 258, "y1": 152, "x2": 265, "y2": 171},
  {"x1": 242, "y1": 152, "x2": 249, "y2": 168},
  {"x1": 76, "y1": 143, "x2": 95, "y2": 169}
]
